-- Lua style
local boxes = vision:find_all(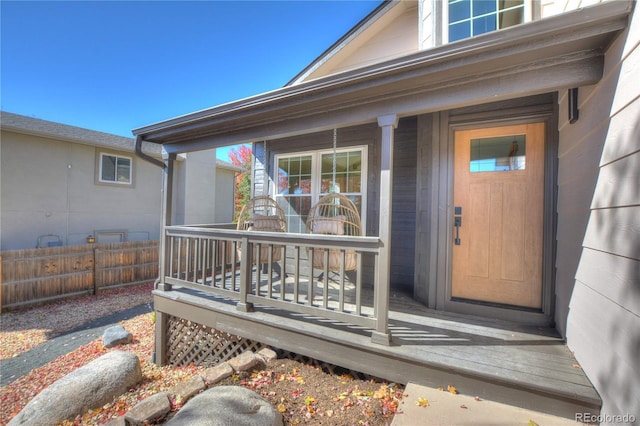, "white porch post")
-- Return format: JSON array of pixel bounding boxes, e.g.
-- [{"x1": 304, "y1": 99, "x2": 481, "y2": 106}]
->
[
  {"x1": 372, "y1": 114, "x2": 398, "y2": 345},
  {"x1": 157, "y1": 149, "x2": 175, "y2": 292}
]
